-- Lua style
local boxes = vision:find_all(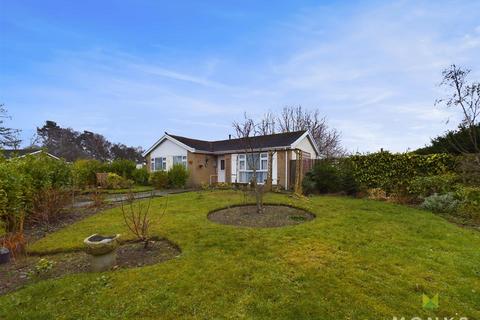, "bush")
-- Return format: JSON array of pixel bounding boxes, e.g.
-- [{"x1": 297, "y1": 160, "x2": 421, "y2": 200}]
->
[
  {"x1": 30, "y1": 188, "x2": 72, "y2": 227},
  {"x1": 72, "y1": 159, "x2": 103, "y2": 188},
  {"x1": 168, "y1": 164, "x2": 189, "y2": 188},
  {"x1": 407, "y1": 173, "x2": 458, "y2": 198},
  {"x1": 307, "y1": 162, "x2": 341, "y2": 194},
  {"x1": 338, "y1": 161, "x2": 359, "y2": 196},
  {"x1": 420, "y1": 193, "x2": 460, "y2": 214},
  {"x1": 455, "y1": 186, "x2": 480, "y2": 222},
  {"x1": 107, "y1": 160, "x2": 136, "y2": 179},
  {"x1": 132, "y1": 167, "x2": 149, "y2": 185},
  {"x1": 106, "y1": 173, "x2": 133, "y2": 189},
  {"x1": 0, "y1": 154, "x2": 73, "y2": 233},
  {"x1": 149, "y1": 171, "x2": 169, "y2": 189}
]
